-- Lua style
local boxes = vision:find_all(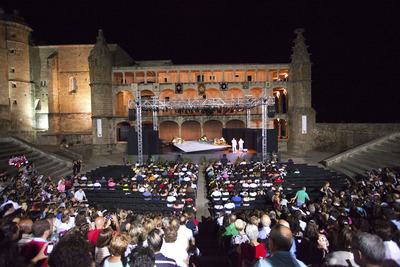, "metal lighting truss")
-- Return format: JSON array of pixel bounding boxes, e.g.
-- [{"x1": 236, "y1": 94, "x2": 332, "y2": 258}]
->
[
  {"x1": 135, "y1": 90, "x2": 143, "y2": 166},
  {"x1": 129, "y1": 89, "x2": 274, "y2": 165}
]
